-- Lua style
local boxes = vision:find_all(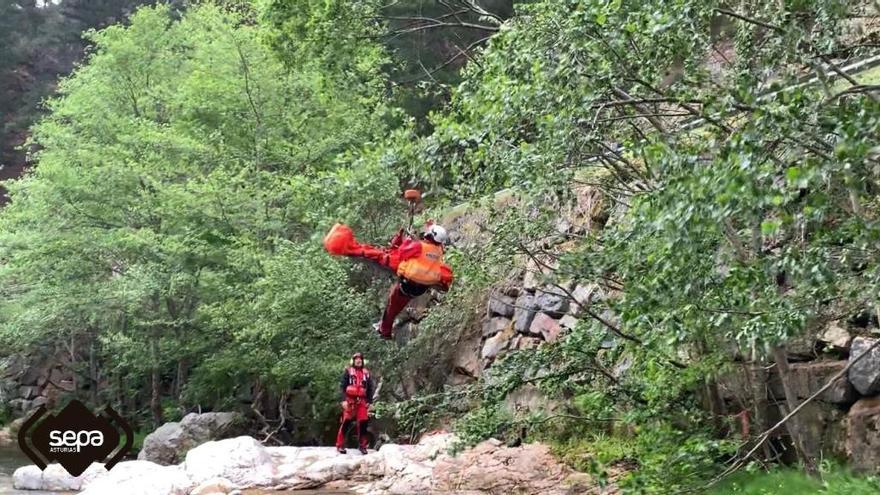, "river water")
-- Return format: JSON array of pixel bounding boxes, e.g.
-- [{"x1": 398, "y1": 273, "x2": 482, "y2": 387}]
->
[{"x1": 0, "y1": 445, "x2": 66, "y2": 495}]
